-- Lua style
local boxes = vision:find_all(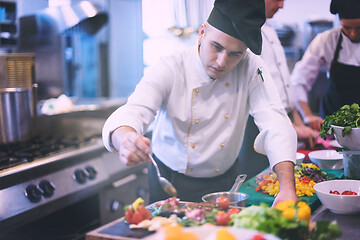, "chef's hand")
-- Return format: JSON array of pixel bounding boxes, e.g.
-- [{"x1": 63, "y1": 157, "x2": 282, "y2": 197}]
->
[
  {"x1": 293, "y1": 125, "x2": 319, "y2": 149},
  {"x1": 111, "y1": 126, "x2": 152, "y2": 166},
  {"x1": 271, "y1": 161, "x2": 298, "y2": 208},
  {"x1": 303, "y1": 115, "x2": 323, "y2": 131}
]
